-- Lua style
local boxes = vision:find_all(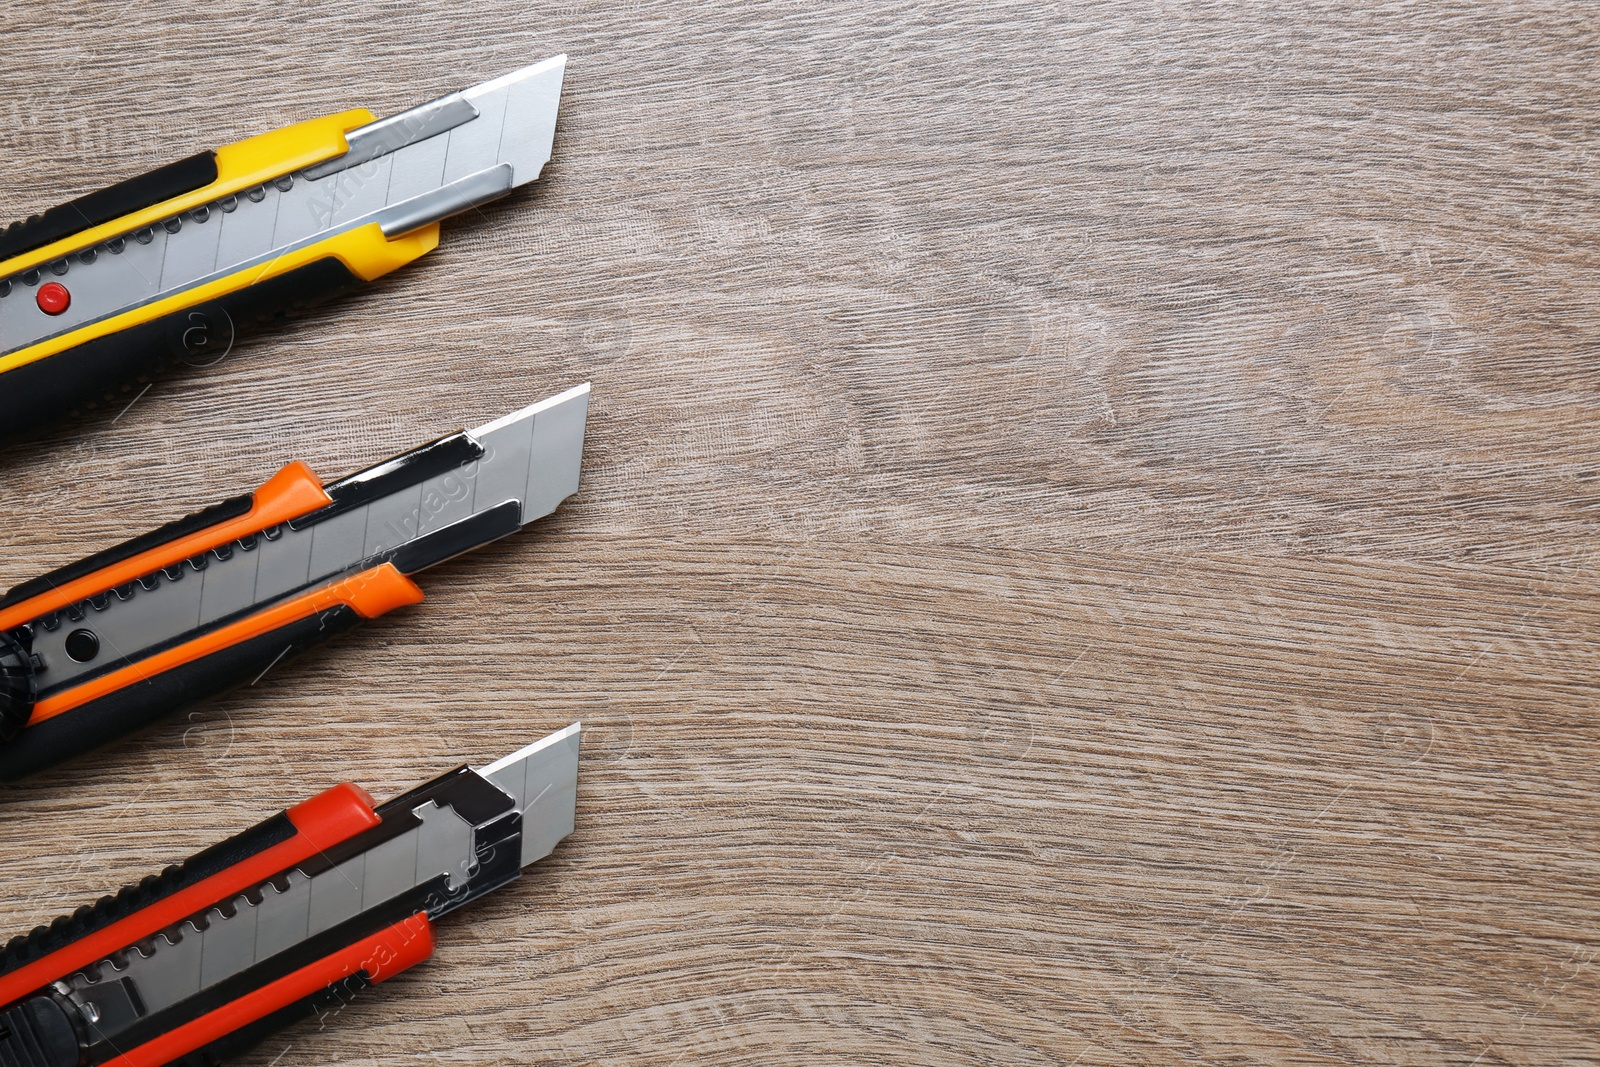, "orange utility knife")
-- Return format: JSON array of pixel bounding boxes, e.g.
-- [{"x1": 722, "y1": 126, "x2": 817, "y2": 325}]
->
[{"x1": 0, "y1": 383, "x2": 588, "y2": 780}]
